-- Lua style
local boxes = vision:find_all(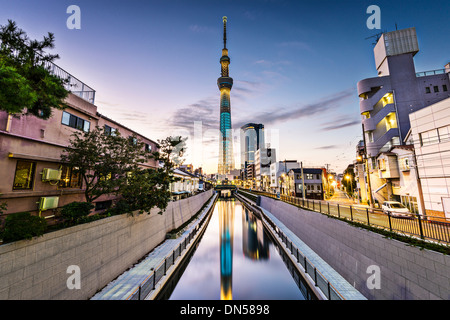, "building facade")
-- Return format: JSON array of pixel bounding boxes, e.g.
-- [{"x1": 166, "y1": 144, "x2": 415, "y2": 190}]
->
[
  {"x1": 217, "y1": 16, "x2": 235, "y2": 175},
  {"x1": 240, "y1": 123, "x2": 264, "y2": 178},
  {"x1": 288, "y1": 168, "x2": 324, "y2": 200},
  {"x1": 409, "y1": 97, "x2": 450, "y2": 220},
  {"x1": 269, "y1": 160, "x2": 299, "y2": 194},
  {"x1": 255, "y1": 147, "x2": 276, "y2": 191},
  {"x1": 0, "y1": 70, "x2": 159, "y2": 220},
  {"x1": 356, "y1": 27, "x2": 450, "y2": 206}
]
